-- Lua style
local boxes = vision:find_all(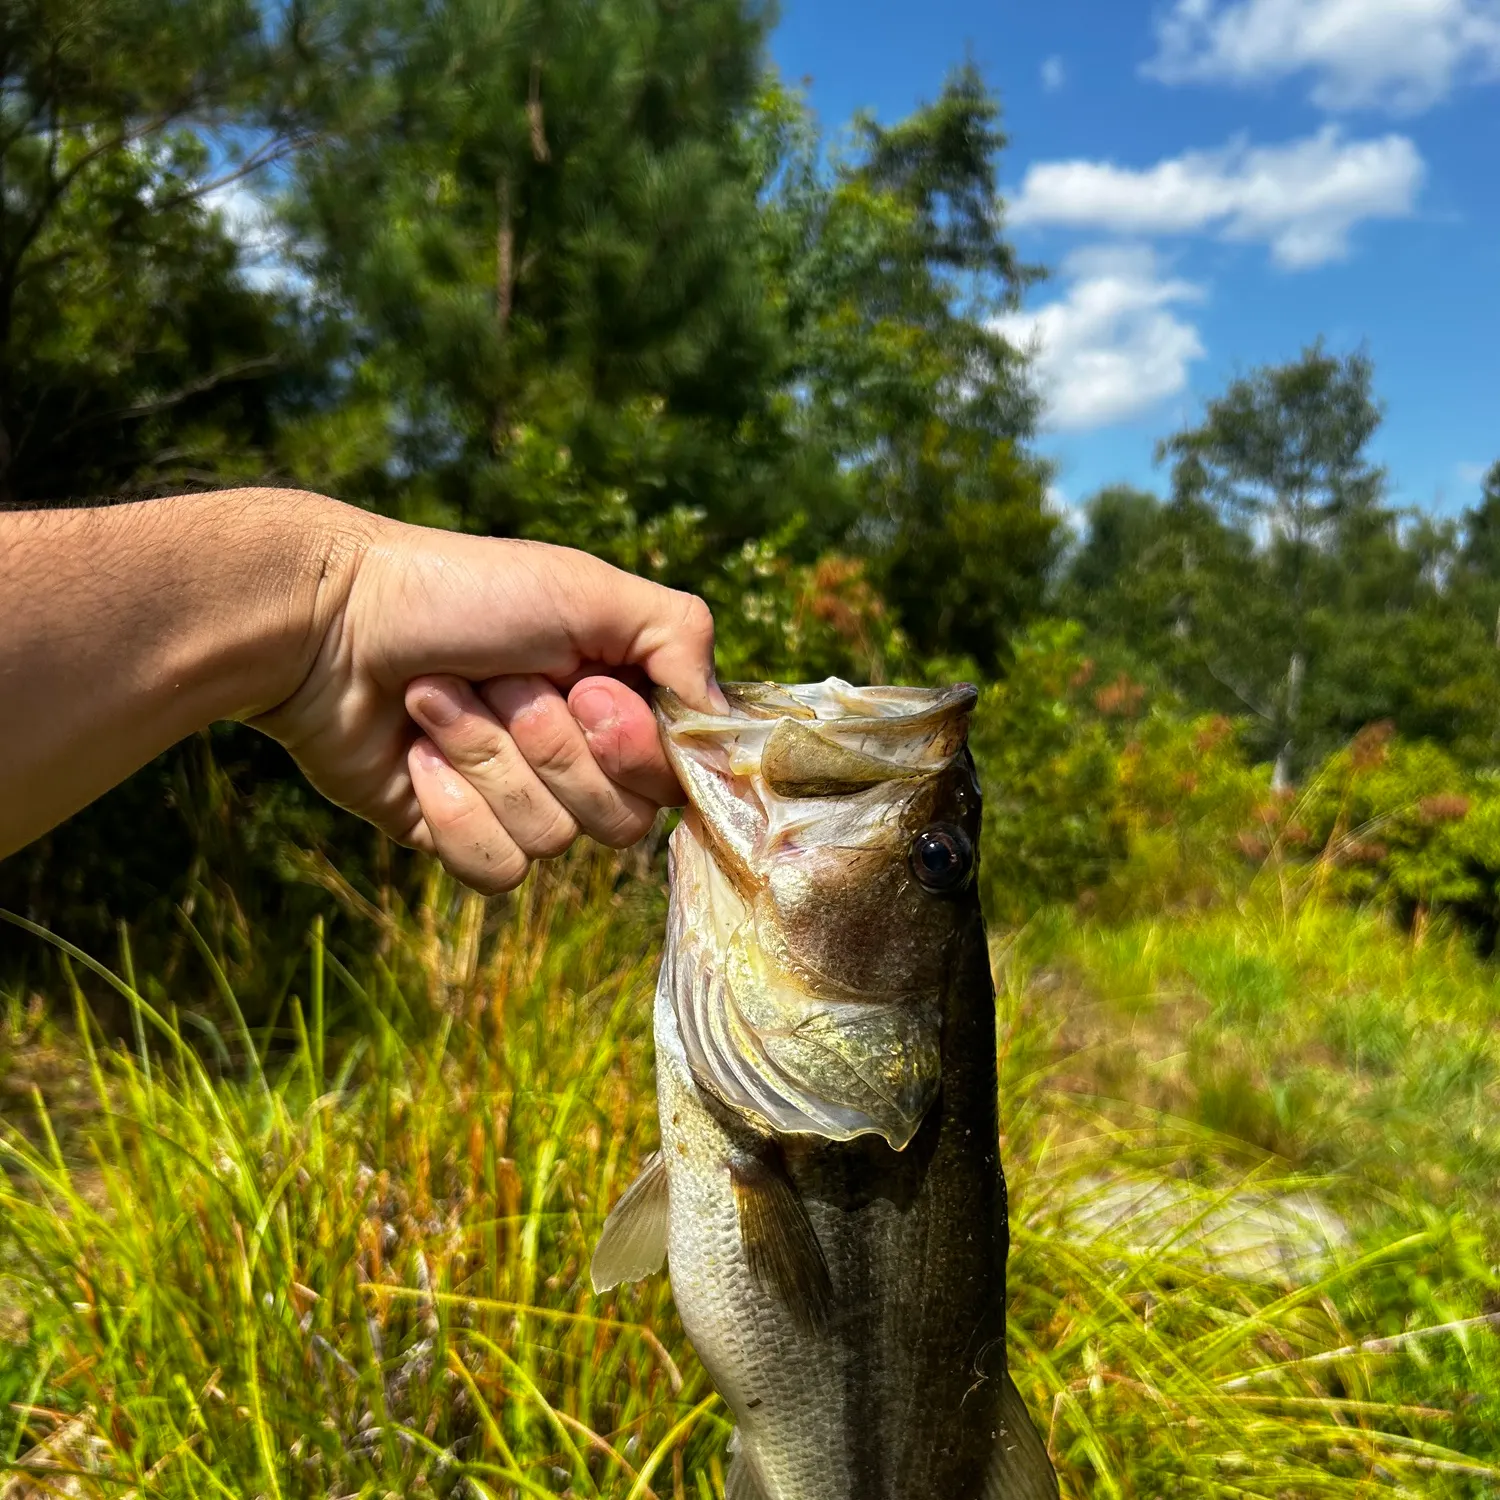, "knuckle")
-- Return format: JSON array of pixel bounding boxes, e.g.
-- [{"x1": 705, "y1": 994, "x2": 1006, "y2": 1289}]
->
[
  {"x1": 676, "y1": 591, "x2": 715, "y2": 645},
  {"x1": 429, "y1": 716, "x2": 510, "y2": 775},
  {"x1": 446, "y1": 736, "x2": 506, "y2": 776},
  {"x1": 467, "y1": 847, "x2": 530, "y2": 896},
  {"x1": 511, "y1": 705, "x2": 584, "y2": 778},
  {"x1": 421, "y1": 787, "x2": 473, "y2": 835},
  {"x1": 529, "y1": 809, "x2": 580, "y2": 860},
  {"x1": 491, "y1": 852, "x2": 532, "y2": 893},
  {"x1": 594, "y1": 807, "x2": 653, "y2": 850}
]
